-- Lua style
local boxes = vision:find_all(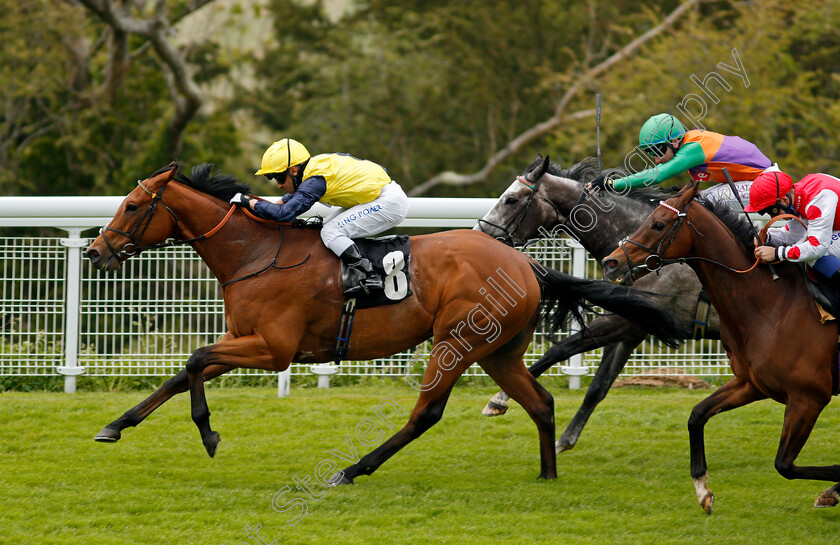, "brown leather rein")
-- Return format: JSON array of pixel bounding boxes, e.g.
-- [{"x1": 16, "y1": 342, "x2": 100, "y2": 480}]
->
[{"x1": 618, "y1": 200, "x2": 806, "y2": 279}]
